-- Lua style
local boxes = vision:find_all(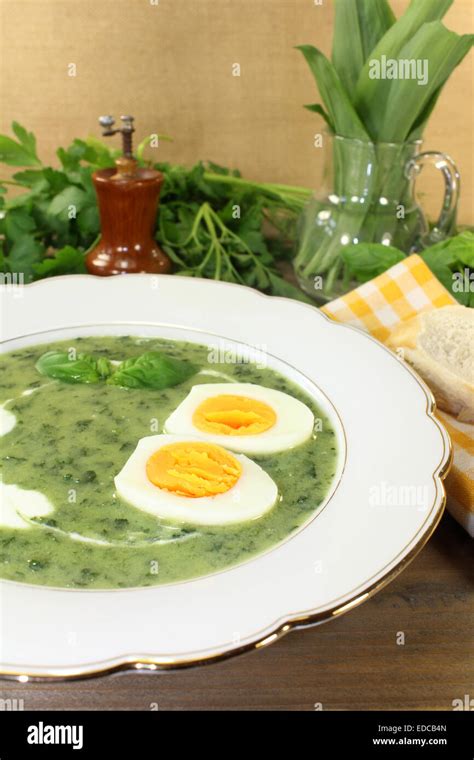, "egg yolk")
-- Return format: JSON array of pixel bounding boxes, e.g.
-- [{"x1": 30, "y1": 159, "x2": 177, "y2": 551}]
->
[
  {"x1": 146, "y1": 441, "x2": 242, "y2": 498},
  {"x1": 192, "y1": 394, "x2": 276, "y2": 436}
]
